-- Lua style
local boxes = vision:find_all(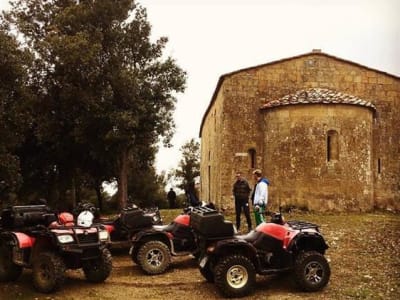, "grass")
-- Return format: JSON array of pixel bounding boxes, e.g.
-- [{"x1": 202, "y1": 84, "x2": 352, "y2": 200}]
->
[
  {"x1": 159, "y1": 208, "x2": 400, "y2": 299},
  {"x1": 1, "y1": 209, "x2": 399, "y2": 299}
]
